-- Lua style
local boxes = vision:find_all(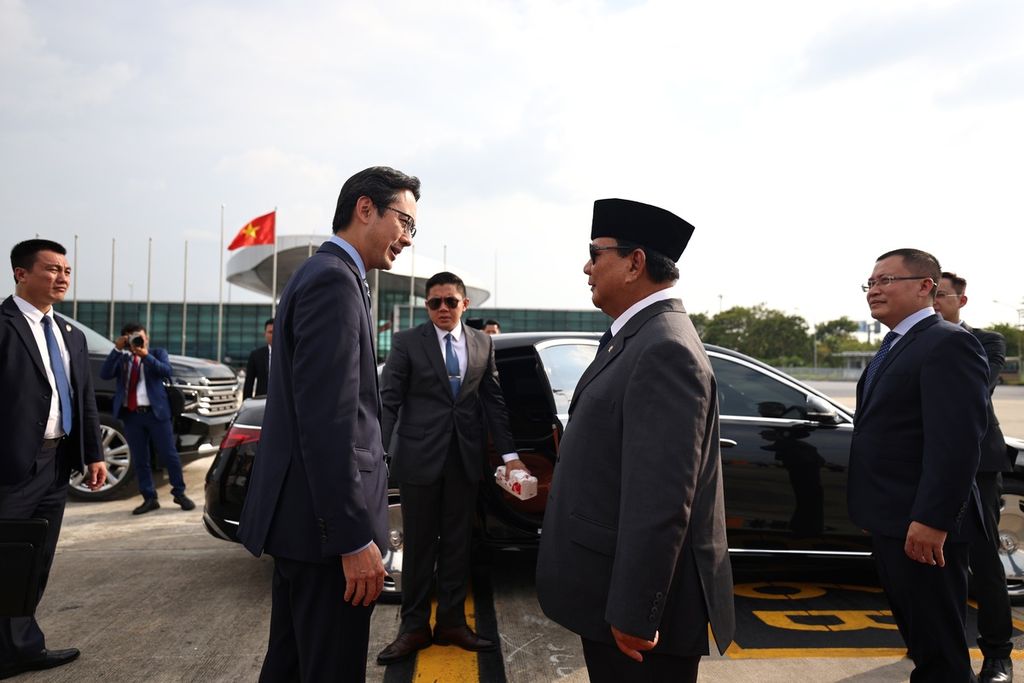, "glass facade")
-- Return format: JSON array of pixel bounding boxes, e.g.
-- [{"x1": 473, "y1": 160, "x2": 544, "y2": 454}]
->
[{"x1": 55, "y1": 300, "x2": 610, "y2": 367}]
